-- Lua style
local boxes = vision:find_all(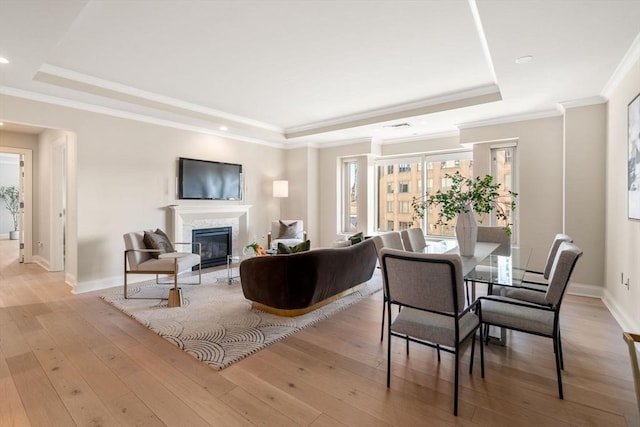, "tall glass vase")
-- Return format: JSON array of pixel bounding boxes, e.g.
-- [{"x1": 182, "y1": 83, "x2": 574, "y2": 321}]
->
[{"x1": 455, "y1": 206, "x2": 477, "y2": 257}]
